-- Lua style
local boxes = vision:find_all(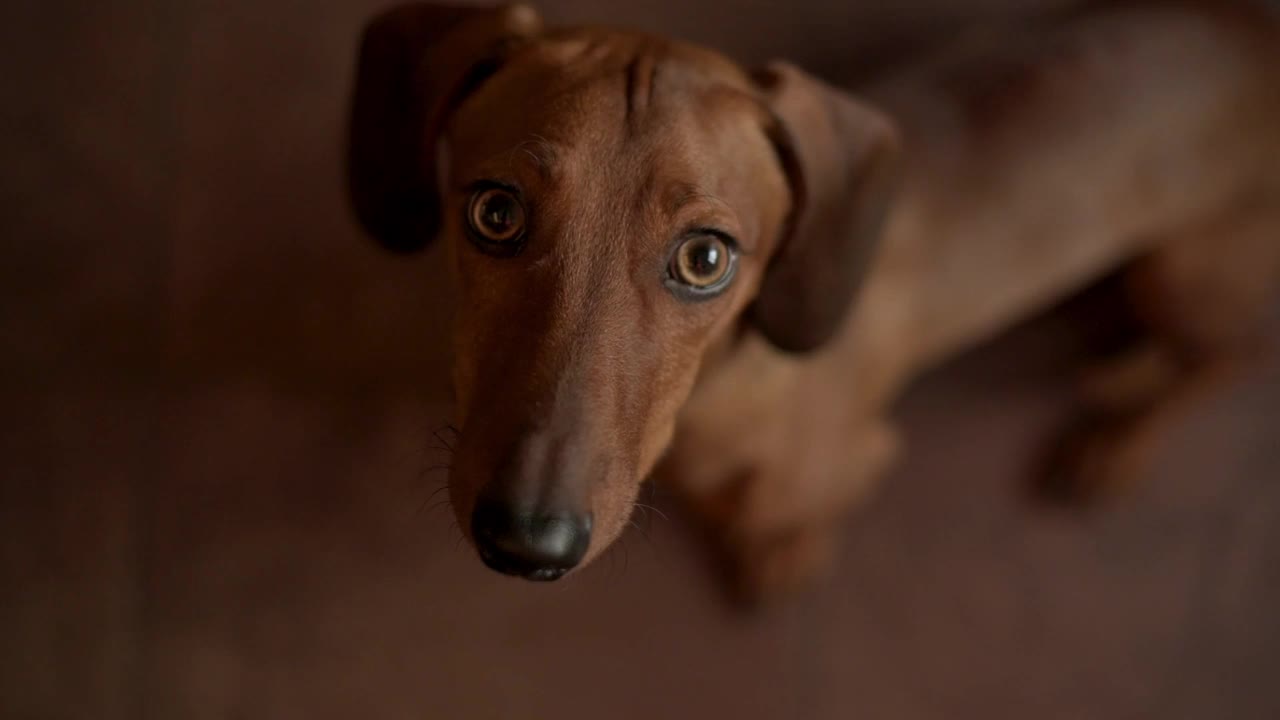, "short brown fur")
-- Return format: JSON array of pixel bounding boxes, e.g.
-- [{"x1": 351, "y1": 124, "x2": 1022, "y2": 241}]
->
[{"x1": 348, "y1": 1, "x2": 1280, "y2": 598}]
